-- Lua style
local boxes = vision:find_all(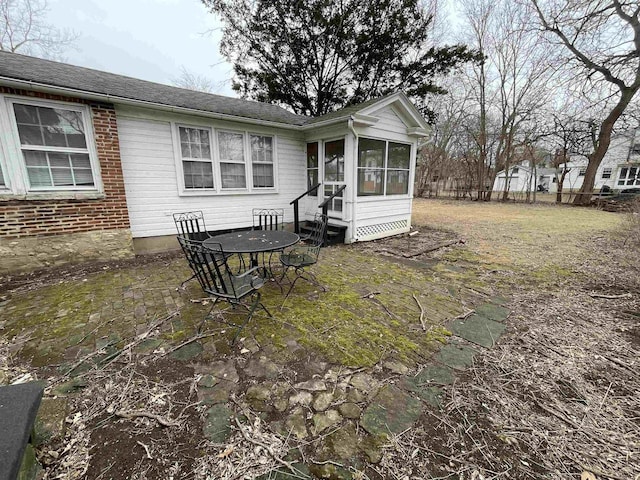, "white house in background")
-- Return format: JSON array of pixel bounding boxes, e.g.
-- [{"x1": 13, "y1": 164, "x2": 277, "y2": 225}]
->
[
  {"x1": 493, "y1": 163, "x2": 556, "y2": 193},
  {"x1": 493, "y1": 129, "x2": 640, "y2": 194},
  {"x1": 0, "y1": 52, "x2": 429, "y2": 271}
]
